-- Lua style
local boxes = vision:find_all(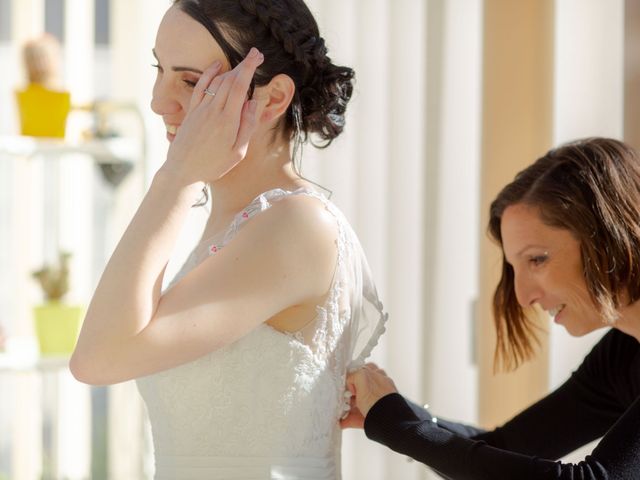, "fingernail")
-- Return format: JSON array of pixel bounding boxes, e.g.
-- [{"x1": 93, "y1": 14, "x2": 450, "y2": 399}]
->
[
  {"x1": 249, "y1": 47, "x2": 259, "y2": 58},
  {"x1": 248, "y1": 99, "x2": 258, "y2": 114},
  {"x1": 211, "y1": 60, "x2": 221, "y2": 70}
]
